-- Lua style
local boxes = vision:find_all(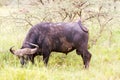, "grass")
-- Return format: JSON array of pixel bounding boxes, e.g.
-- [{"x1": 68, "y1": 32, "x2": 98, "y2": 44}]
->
[
  {"x1": 0, "y1": 1, "x2": 120, "y2": 80},
  {"x1": 0, "y1": 23, "x2": 120, "y2": 80},
  {"x1": 0, "y1": 49, "x2": 120, "y2": 80}
]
